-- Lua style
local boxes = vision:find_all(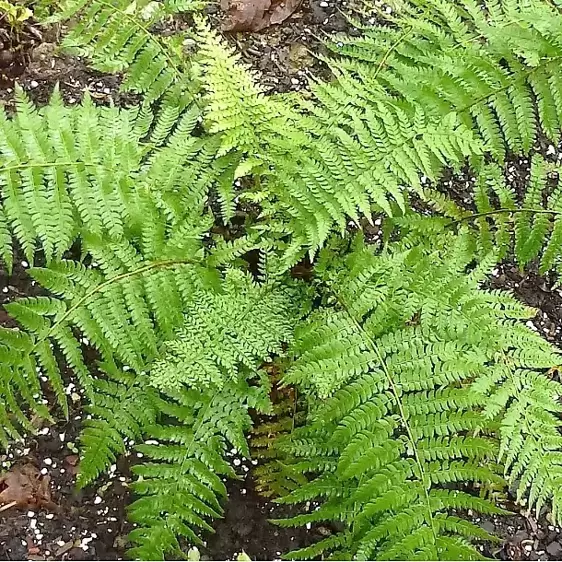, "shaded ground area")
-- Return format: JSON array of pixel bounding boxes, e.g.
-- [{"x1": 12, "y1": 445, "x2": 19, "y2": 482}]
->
[{"x1": 2, "y1": 1, "x2": 562, "y2": 560}]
